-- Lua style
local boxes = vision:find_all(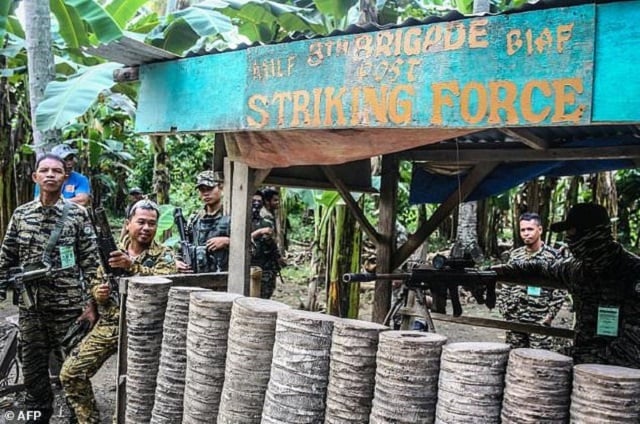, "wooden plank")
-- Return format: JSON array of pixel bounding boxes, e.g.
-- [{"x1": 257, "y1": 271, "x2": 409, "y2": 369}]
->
[
  {"x1": 593, "y1": 1, "x2": 640, "y2": 122},
  {"x1": 397, "y1": 144, "x2": 640, "y2": 162},
  {"x1": 500, "y1": 128, "x2": 549, "y2": 150},
  {"x1": 373, "y1": 155, "x2": 398, "y2": 324},
  {"x1": 321, "y1": 165, "x2": 381, "y2": 246},
  {"x1": 135, "y1": 5, "x2": 596, "y2": 134},
  {"x1": 393, "y1": 161, "x2": 499, "y2": 269},
  {"x1": 228, "y1": 162, "x2": 254, "y2": 295}
]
